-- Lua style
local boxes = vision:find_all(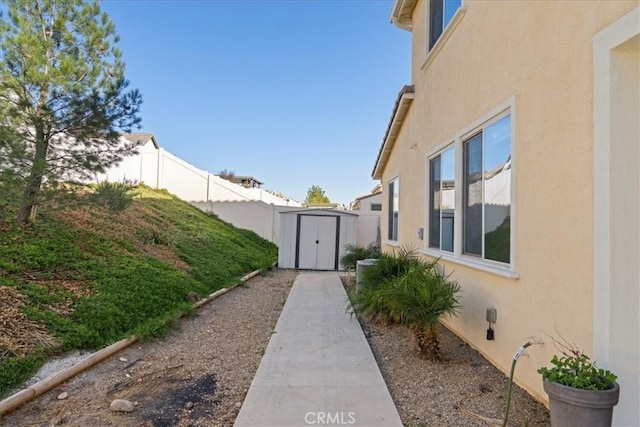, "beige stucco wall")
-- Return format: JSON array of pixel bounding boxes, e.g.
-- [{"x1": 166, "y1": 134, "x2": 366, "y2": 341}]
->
[{"x1": 379, "y1": 0, "x2": 639, "y2": 405}]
